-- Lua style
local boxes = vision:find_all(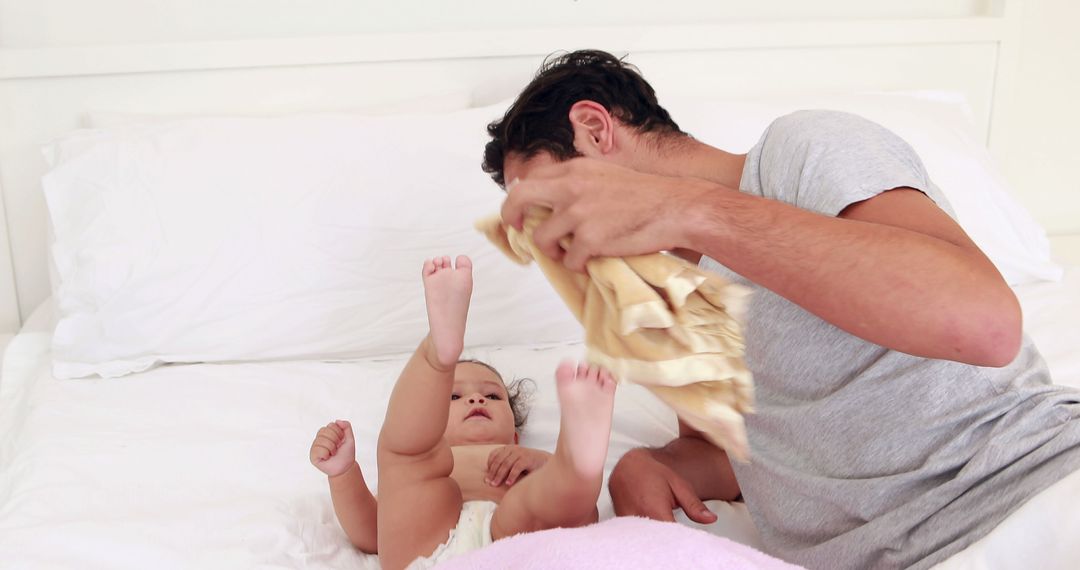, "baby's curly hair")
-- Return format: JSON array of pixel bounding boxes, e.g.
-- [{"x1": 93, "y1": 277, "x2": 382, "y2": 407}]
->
[{"x1": 458, "y1": 359, "x2": 536, "y2": 430}]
